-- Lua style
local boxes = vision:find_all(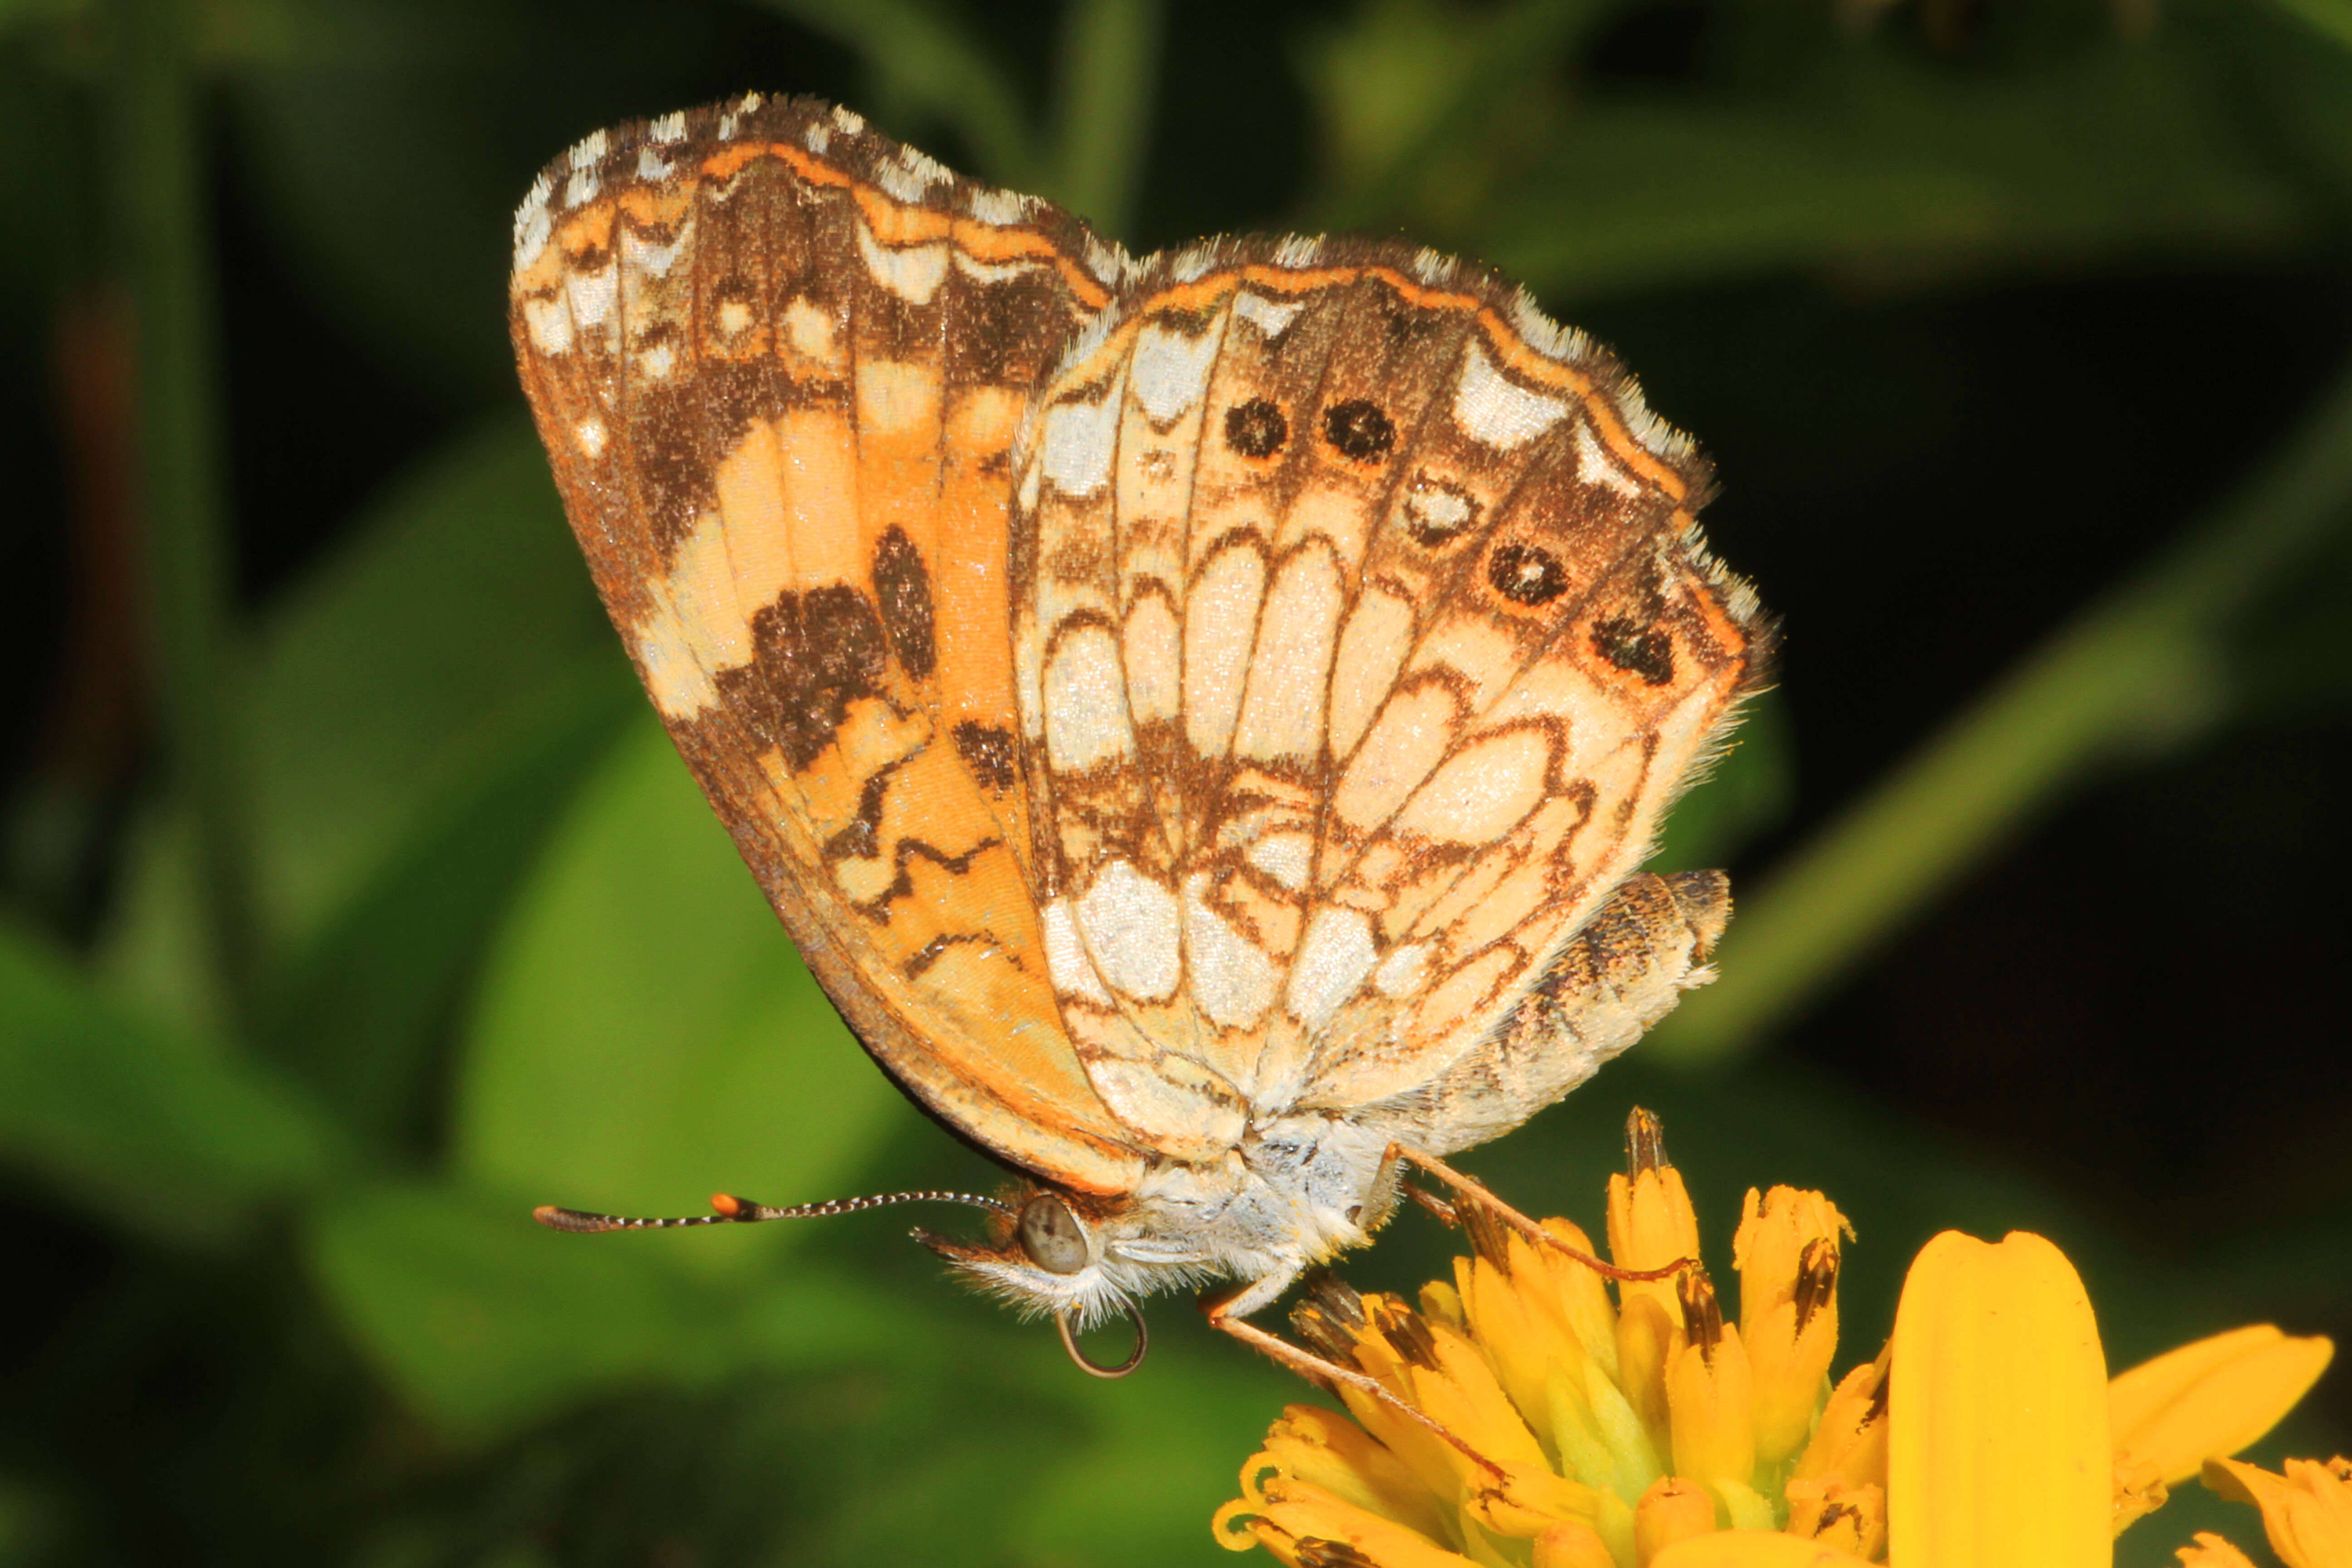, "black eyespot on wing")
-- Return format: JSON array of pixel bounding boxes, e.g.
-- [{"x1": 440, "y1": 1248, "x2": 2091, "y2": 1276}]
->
[
  {"x1": 872, "y1": 525, "x2": 937, "y2": 680},
  {"x1": 1488, "y1": 543, "x2": 1567, "y2": 606},
  {"x1": 1592, "y1": 617, "x2": 1676, "y2": 684},
  {"x1": 1225, "y1": 398, "x2": 1287, "y2": 458},
  {"x1": 1322, "y1": 399, "x2": 1395, "y2": 462}
]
